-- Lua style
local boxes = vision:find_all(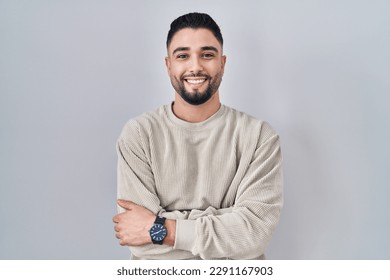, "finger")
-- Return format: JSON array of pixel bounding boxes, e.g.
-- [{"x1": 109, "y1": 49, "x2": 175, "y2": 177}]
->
[
  {"x1": 117, "y1": 199, "x2": 134, "y2": 210},
  {"x1": 115, "y1": 232, "x2": 121, "y2": 239},
  {"x1": 112, "y1": 215, "x2": 119, "y2": 223},
  {"x1": 114, "y1": 225, "x2": 119, "y2": 232}
]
